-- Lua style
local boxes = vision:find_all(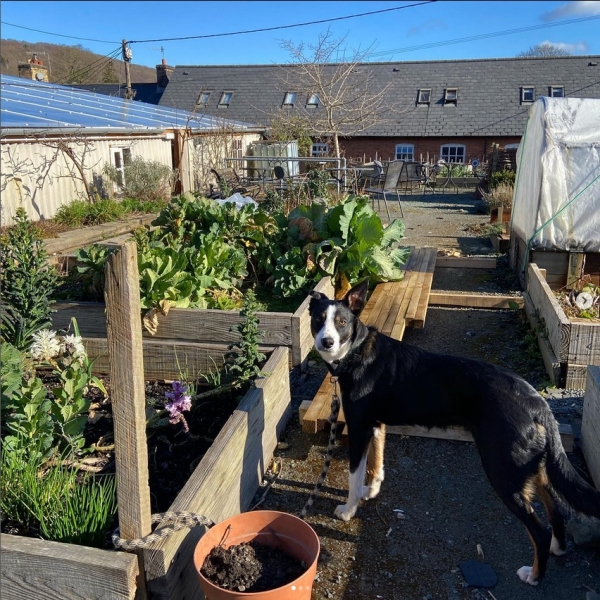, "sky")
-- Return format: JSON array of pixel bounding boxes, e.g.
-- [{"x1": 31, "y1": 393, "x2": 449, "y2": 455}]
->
[{"x1": 1, "y1": 0, "x2": 600, "y2": 69}]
